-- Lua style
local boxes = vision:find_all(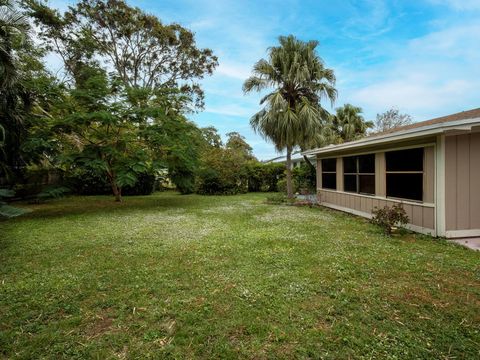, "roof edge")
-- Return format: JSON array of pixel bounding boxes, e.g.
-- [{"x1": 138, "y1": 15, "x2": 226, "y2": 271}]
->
[{"x1": 302, "y1": 117, "x2": 480, "y2": 156}]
